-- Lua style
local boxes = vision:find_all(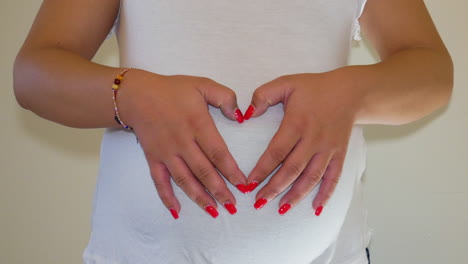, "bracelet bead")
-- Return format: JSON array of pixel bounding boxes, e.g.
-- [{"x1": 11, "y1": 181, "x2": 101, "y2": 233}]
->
[{"x1": 112, "y1": 68, "x2": 133, "y2": 130}]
